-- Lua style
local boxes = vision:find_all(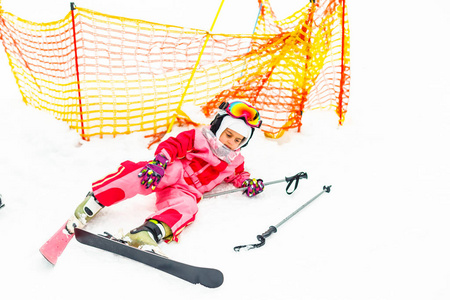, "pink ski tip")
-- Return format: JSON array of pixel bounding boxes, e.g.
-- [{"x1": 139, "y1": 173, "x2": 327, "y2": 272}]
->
[{"x1": 40, "y1": 223, "x2": 75, "y2": 265}]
